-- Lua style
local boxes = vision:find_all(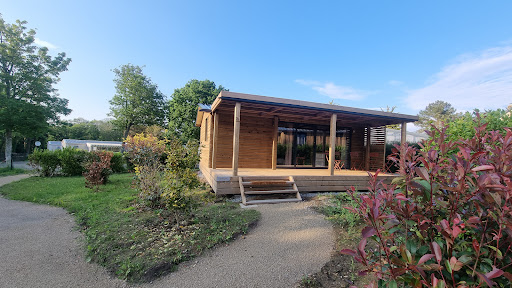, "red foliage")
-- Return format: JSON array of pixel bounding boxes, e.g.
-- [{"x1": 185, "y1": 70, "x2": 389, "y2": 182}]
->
[
  {"x1": 342, "y1": 124, "x2": 512, "y2": 287},
  {"x1": 83, "y1": 151, "x2": 113, "y2": 191}
]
